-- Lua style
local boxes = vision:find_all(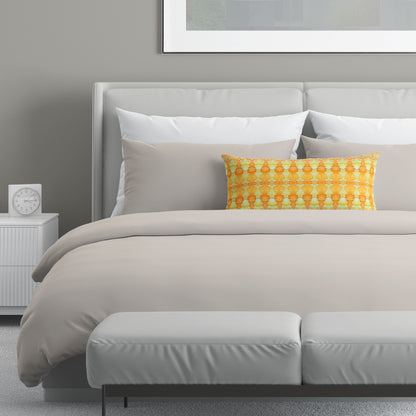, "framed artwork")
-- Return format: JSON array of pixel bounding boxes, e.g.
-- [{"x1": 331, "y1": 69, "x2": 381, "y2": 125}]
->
[{"x1": 163, "y1": 0, "x2": 416, "y2": 53}]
